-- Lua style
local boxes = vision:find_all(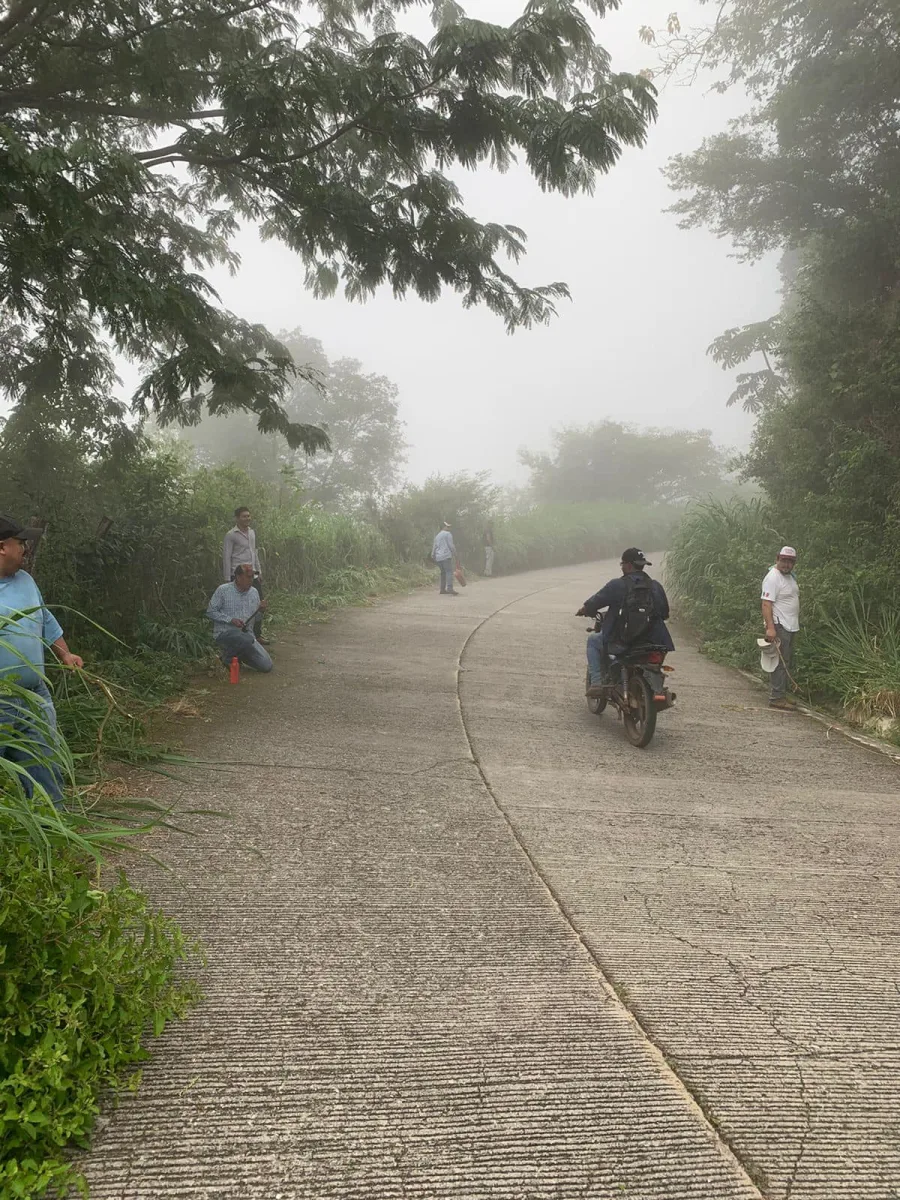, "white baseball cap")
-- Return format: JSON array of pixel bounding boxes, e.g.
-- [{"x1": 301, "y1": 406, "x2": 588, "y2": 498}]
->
[{"x1": 778, "y1": 546, "x2": 797, "y2": 558}]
